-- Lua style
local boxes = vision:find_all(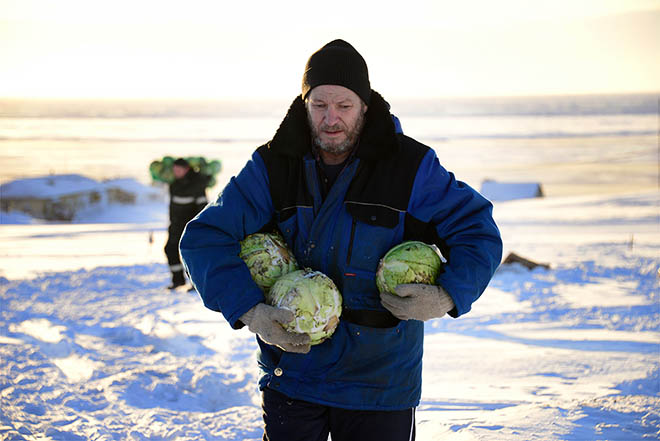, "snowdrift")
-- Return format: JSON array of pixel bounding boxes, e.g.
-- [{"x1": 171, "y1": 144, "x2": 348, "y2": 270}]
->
[
  {"x1": 0, "y1": 175, "x2": 166, "y2": 222},
  {"x1": 480, "y1": 179, "x2": 544, "y2": 201}
]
